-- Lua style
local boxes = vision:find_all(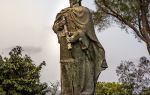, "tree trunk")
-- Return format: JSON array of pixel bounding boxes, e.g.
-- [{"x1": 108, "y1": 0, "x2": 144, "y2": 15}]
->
[
  {"x1": 140, "y1": 0, "x2": 150, "y2": 55},
  {"x1": 147, "y1": 44, "x2": 150, "y2": 55}
]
